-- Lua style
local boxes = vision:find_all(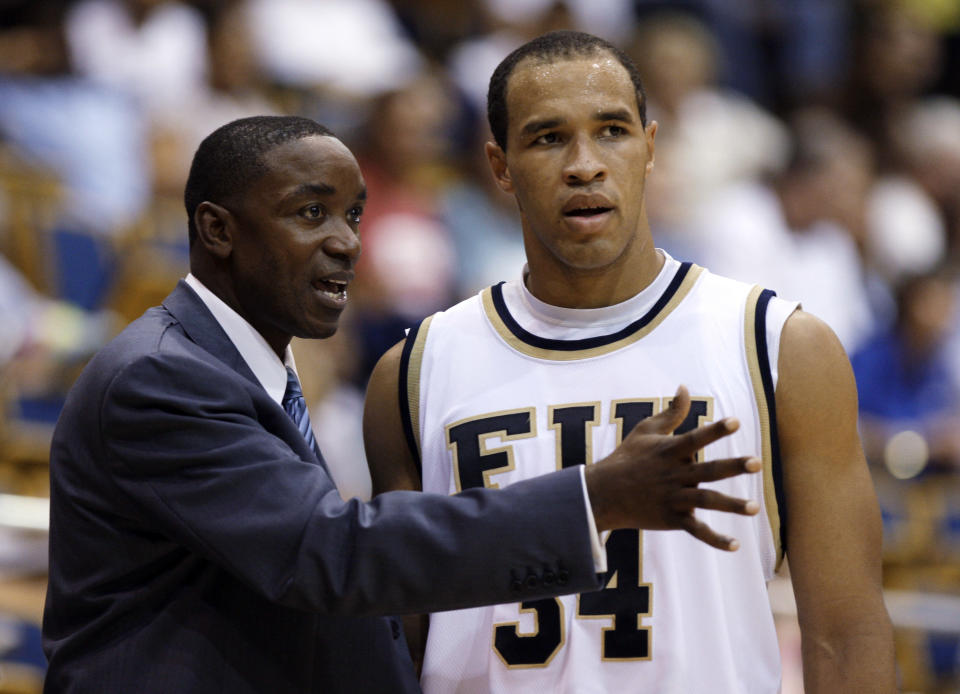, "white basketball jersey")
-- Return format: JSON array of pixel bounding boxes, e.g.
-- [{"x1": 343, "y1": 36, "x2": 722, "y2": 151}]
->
[{"x1": 399, "y1": 254, "x2": 799, "y2": 694}]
